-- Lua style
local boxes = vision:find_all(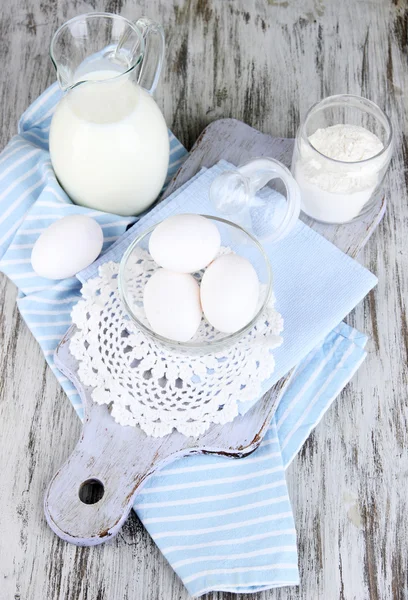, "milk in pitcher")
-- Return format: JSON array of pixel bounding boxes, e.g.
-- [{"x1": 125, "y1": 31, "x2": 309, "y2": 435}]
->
[{"x1": 49, "y1": 69, "x2": 170, "y2": 216}]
